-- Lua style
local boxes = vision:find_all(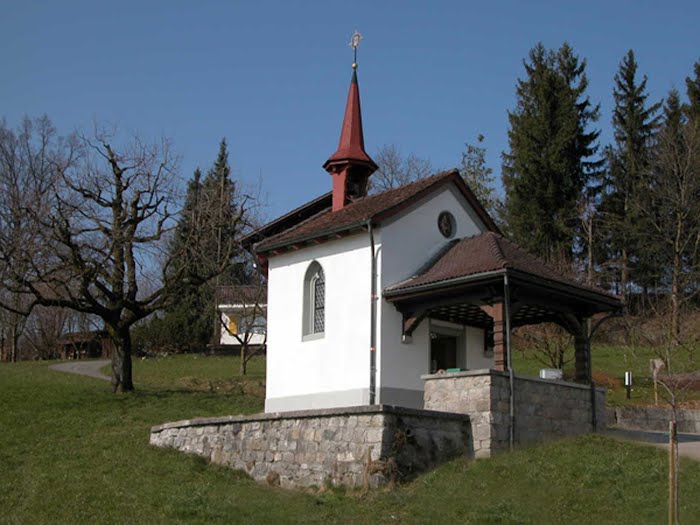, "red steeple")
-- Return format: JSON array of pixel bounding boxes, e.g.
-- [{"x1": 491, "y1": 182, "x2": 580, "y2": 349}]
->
[{"x1": 323, "y1": 68, "x2": 378, "y2": 211}]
